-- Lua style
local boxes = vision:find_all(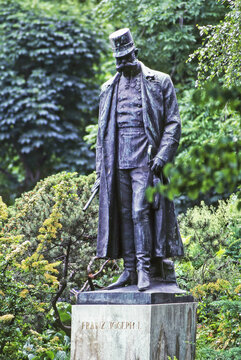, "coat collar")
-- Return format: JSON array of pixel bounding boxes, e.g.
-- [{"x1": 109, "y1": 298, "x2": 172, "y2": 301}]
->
[
  {"x1": 140, "y1": 61, "x2": 156, "y2": 80},
  {"x1": 100, "y1": 61, "x2": 156, "y2": 96}
]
